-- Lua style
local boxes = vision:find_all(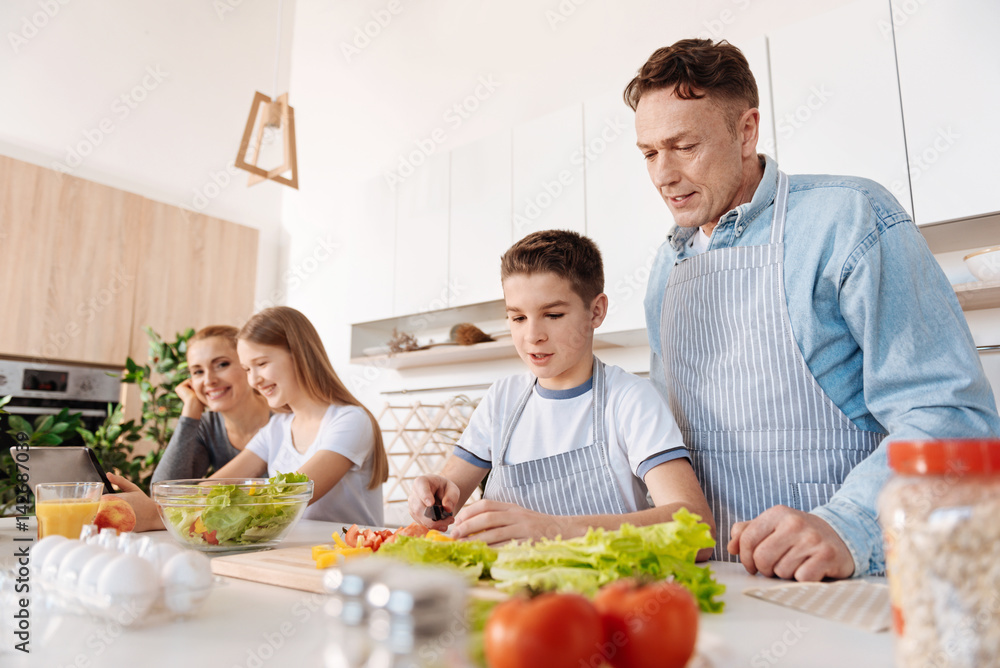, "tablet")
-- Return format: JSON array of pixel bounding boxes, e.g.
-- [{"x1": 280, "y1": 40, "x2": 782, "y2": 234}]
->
[{"x1": 26, "y1": 446, "x2": 116, "y2": 496}]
